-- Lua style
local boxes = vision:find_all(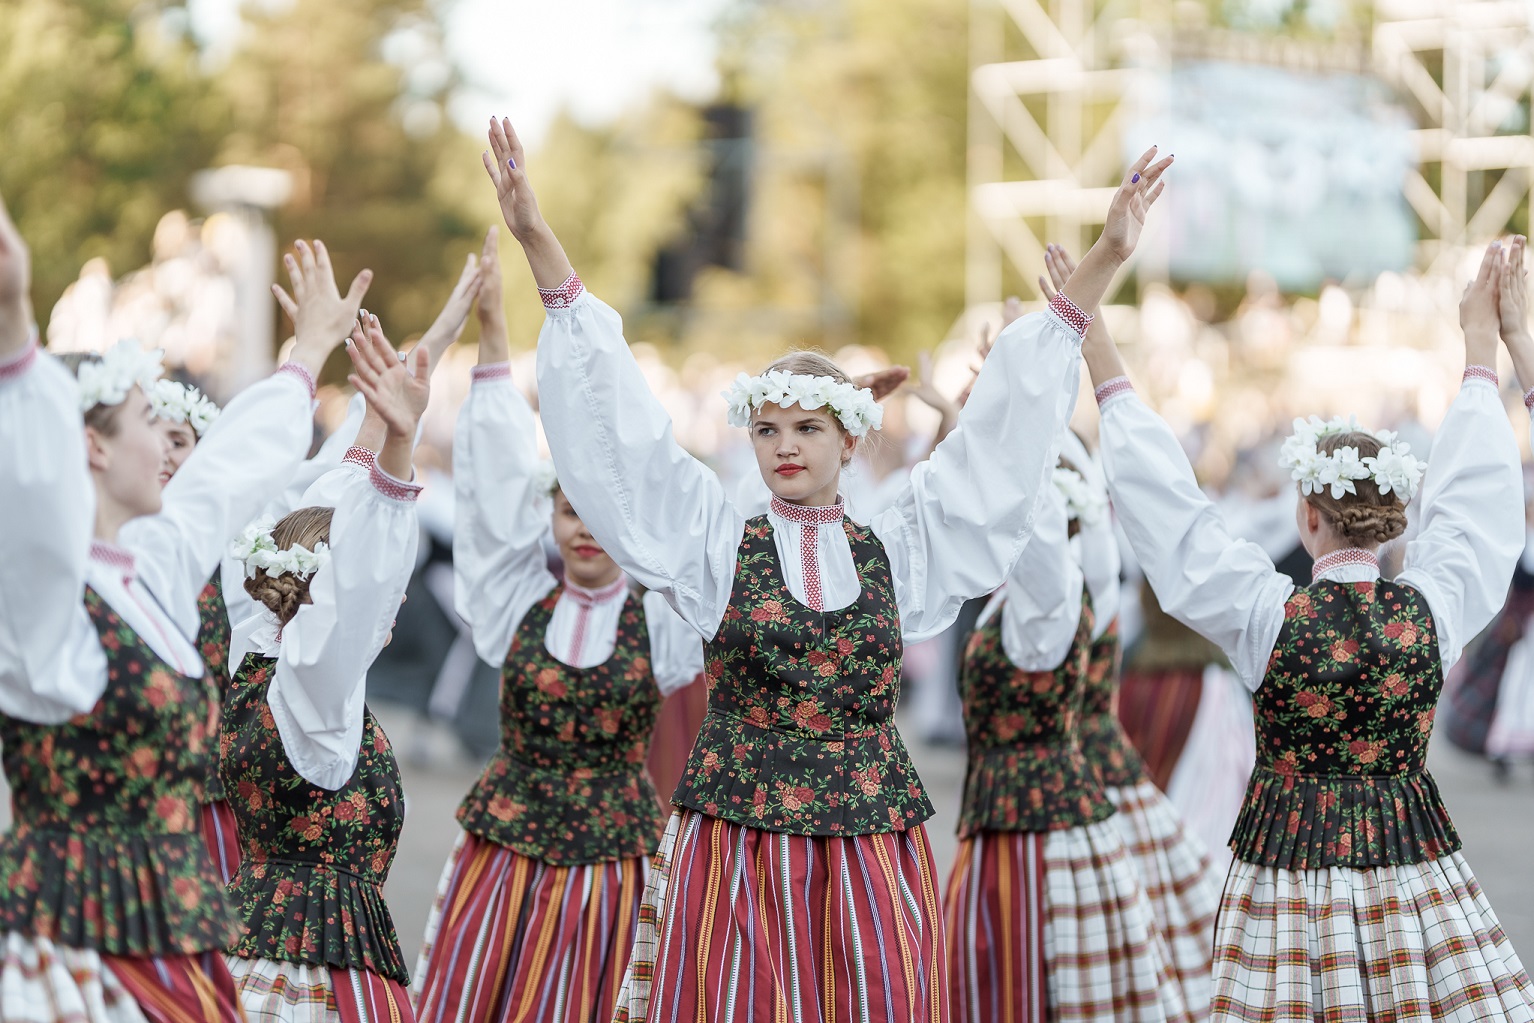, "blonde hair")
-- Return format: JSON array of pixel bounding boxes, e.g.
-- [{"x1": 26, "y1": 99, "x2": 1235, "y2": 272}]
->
[
  {"x1": 1304, "y1": 432, "x2": 1409, "y2": 546},
  {"x1": 244, "y1": 506, "x2": 334, "y2": 626},
  {"x1": 756, "y1": 351, "x2": 862, "y2": 463}
]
